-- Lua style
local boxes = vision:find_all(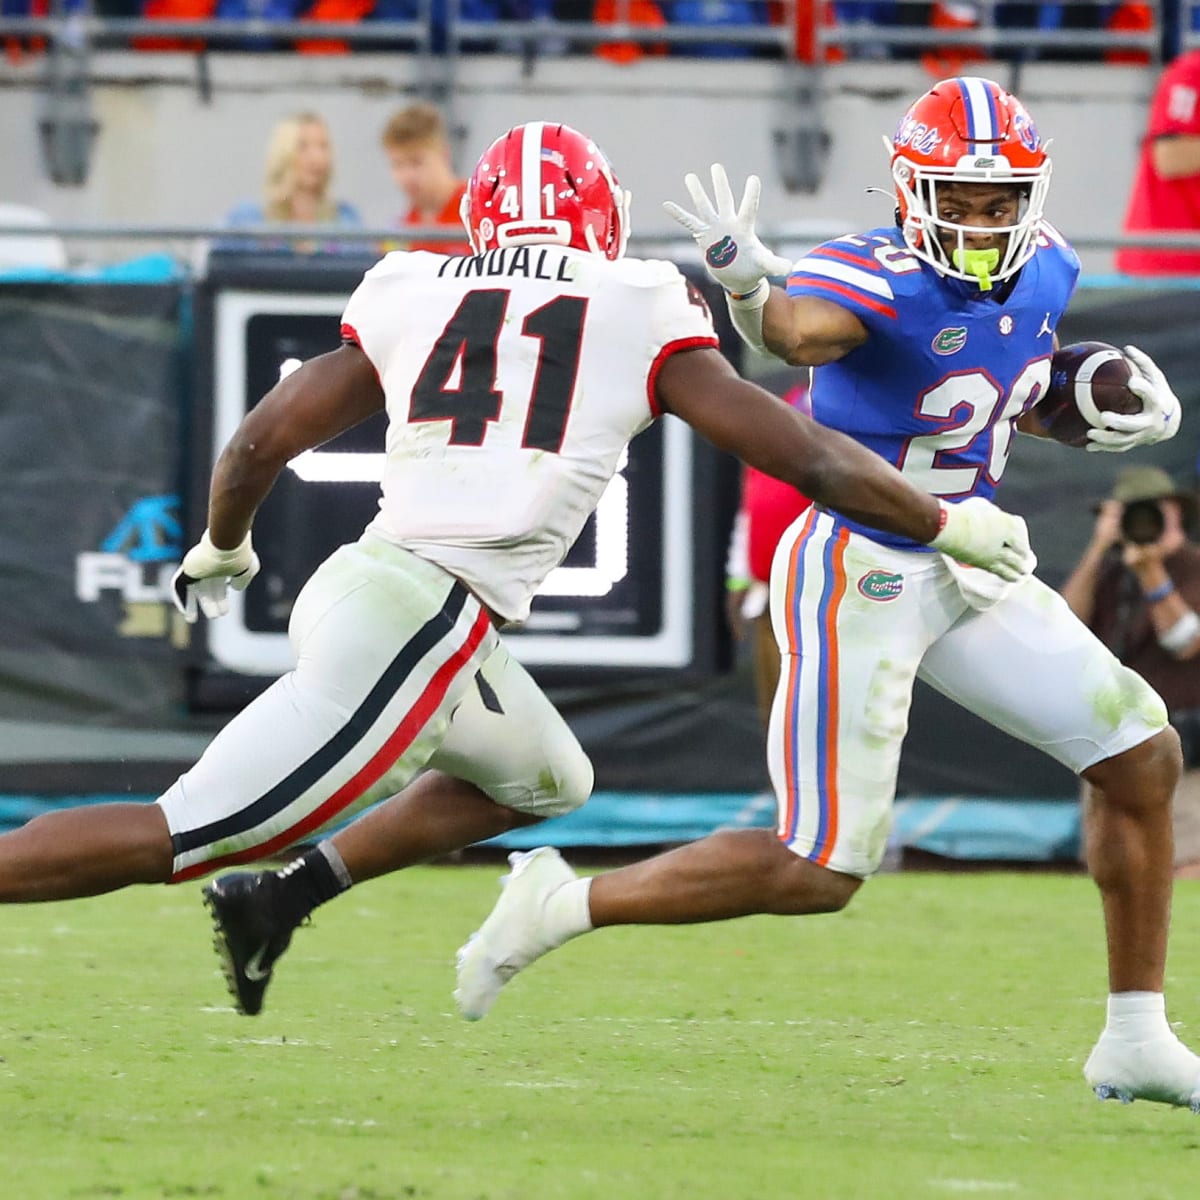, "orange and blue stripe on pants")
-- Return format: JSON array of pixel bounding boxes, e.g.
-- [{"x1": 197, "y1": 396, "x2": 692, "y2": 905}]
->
[{"x1": 777, "y1": 509, "x2": 850, "y2": 868}]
